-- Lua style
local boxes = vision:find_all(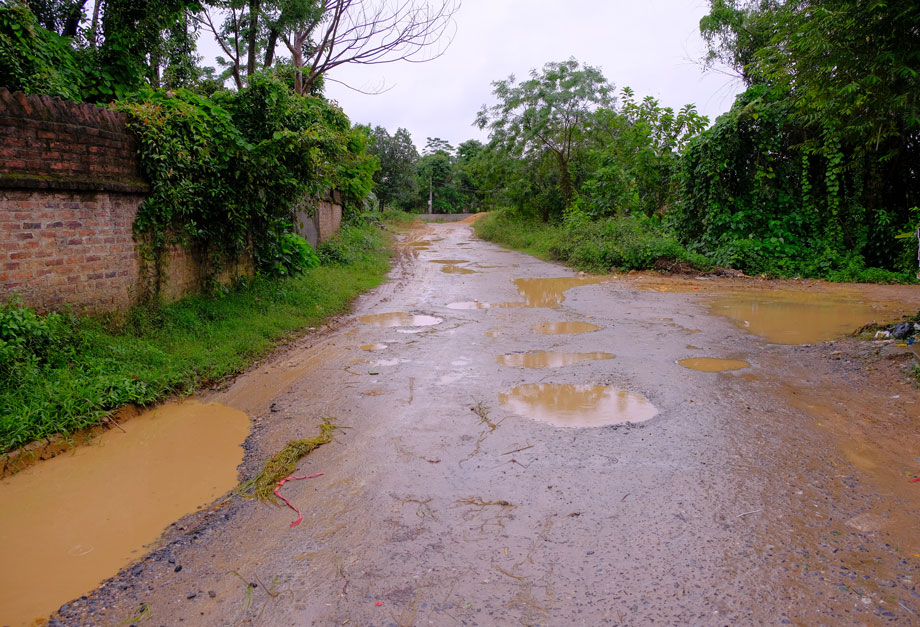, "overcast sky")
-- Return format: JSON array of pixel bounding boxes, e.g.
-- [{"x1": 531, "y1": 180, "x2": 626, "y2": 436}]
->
[{"x1": 201, "y1": 0, "x2": 744, "y2": 152}]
